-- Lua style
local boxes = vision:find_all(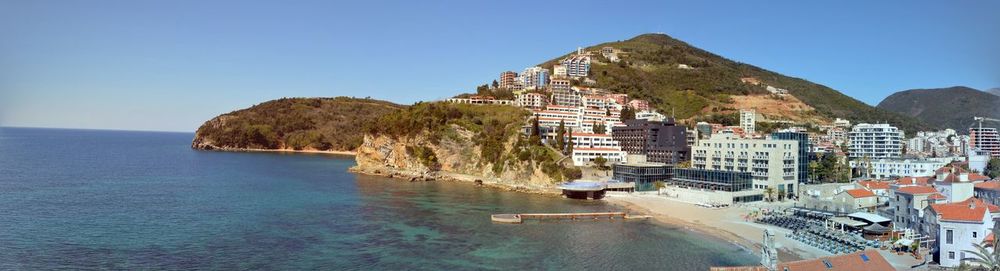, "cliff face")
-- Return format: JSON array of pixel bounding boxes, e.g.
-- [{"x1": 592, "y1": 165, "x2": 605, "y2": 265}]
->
[{"x1": 351, "y1": 126, "x2": 560, "y2": 191}]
